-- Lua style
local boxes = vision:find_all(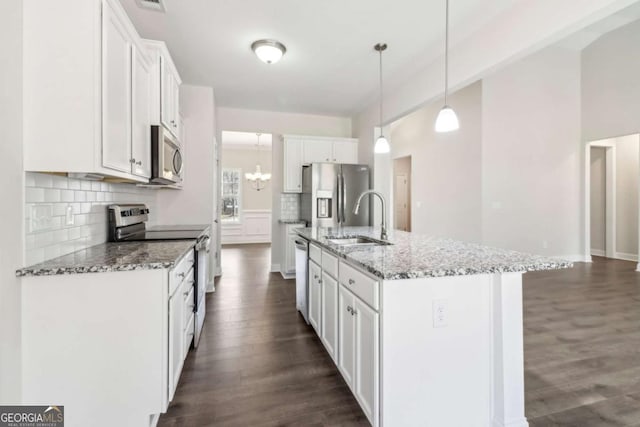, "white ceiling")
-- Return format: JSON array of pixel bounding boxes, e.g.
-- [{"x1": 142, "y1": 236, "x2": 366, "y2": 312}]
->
[
  {"x1": 120, "y1": 0, "x2": 523, "y2": 116},
  {"x1": 222, "y1": 131, "x2": 272, "y2": 148}
]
